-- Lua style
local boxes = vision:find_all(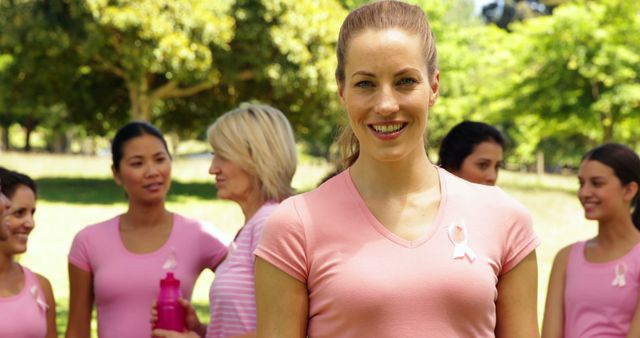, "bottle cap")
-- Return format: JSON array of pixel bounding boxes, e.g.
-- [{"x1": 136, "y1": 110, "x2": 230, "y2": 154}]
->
[{"x1": 160, "y1": 272, "x2": 181, "y2": 288}]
